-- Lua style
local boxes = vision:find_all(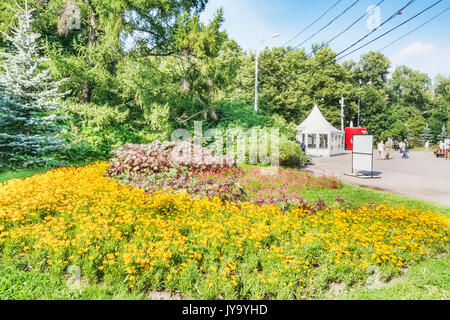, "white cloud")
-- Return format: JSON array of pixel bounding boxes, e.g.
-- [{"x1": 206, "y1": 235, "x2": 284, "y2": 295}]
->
[
  {"x1": 389, "y1": 42, "x2": 450, "y2": 78},
  {"x1": 397, "y1": 42, "x2": 436, "y2": 59},
  {"x1": 200, "y1": 0, "x2": 284, "y2": 52}
]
